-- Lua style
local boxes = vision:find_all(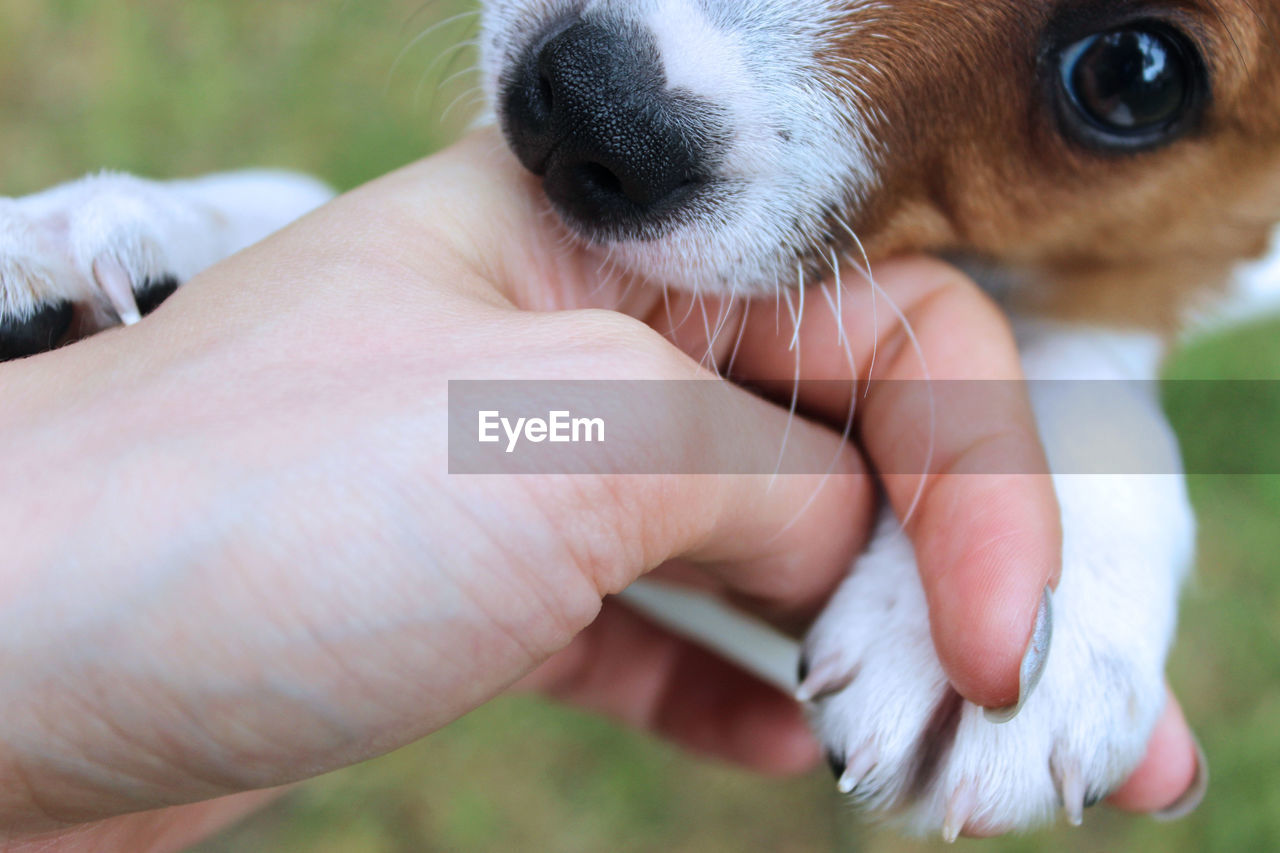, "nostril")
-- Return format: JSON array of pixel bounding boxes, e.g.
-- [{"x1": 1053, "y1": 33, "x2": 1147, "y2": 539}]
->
[
  {"x1": 551, "y1": 157, "x2": 706, "y2": 227},
  {"x1": 538, "y1": 73, "x2": 555, "y2": 113},
  {"x1": 503, "y1": 58, "x2": 561, "y2": 174},
  {"x1": 521, "y1": 71, "x2": 555, "y2": 128},
  {"x1": 573, "y1": 162, "x2": 625, "y2": 200}
]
